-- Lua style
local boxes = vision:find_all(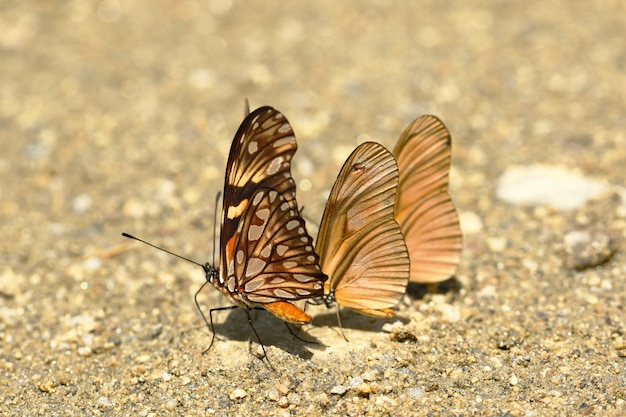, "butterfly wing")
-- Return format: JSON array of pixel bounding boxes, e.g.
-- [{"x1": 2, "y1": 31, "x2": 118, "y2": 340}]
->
[
  {"x1": 316, "y1": 142, "x2": 409, "y2": 317},
  {"x1": 219, "y1": 107, "x2": 326, "y2": 321},
  {"x1": 393, "y1": 115, "x2": 462, "y2": 283},
  {"x1": 229, "y1": 187, "x2": 325, "y2": 303}
]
